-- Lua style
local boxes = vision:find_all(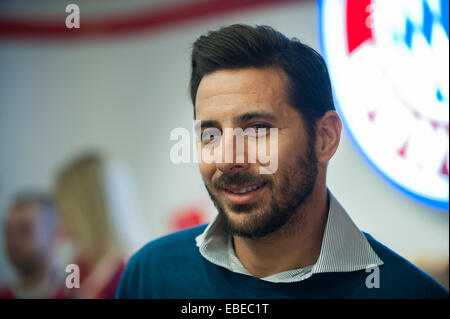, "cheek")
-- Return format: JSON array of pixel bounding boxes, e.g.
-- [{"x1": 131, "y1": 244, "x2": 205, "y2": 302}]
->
[
  {"x1": 199, "y1": 162, "x2": 215, "y2": 183},
  {"x1": 276, "y1": 143, "x2": 293, "y2": 167},
  {"x1": 278, "y1": 127, "x2": 309, "y2": 161},
  {"x1": 263, "y1": 133, "x2": 291, "y2": 171}
]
